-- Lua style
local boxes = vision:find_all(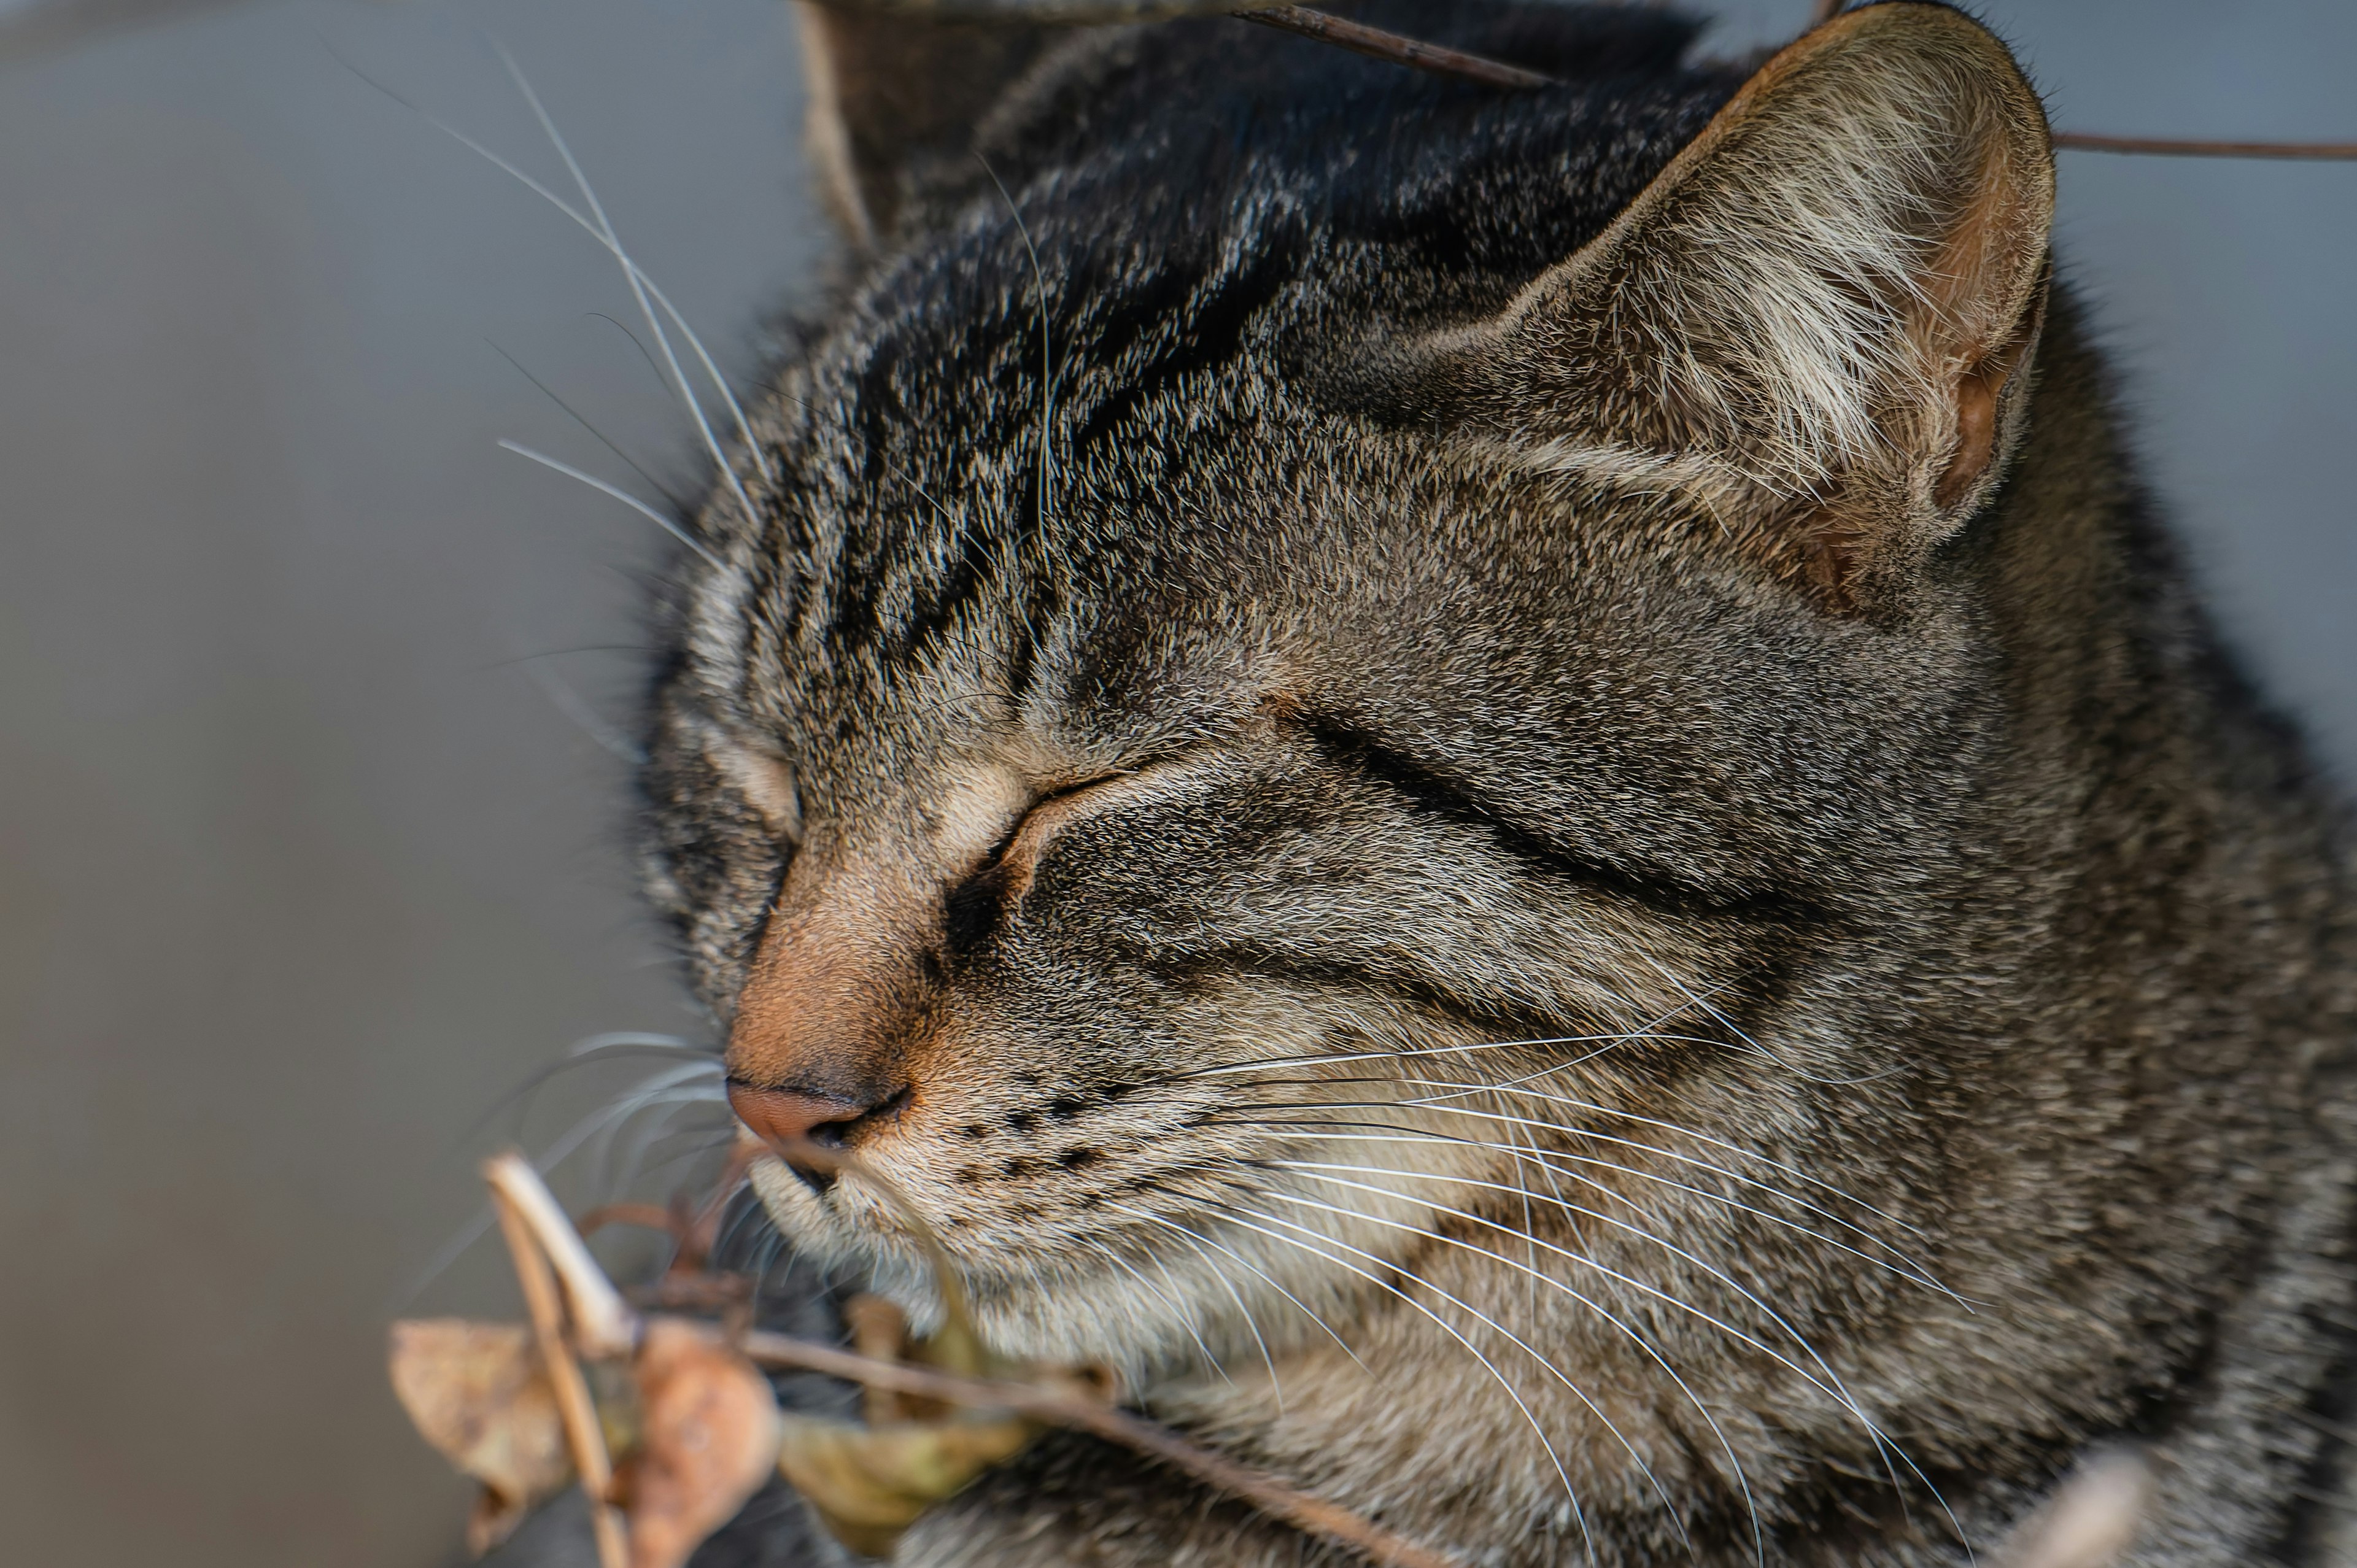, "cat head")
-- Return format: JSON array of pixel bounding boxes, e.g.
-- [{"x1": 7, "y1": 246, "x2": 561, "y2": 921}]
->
[{"x1": 641, "y1": 1, "x2": 2054, "y2": 1383}]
